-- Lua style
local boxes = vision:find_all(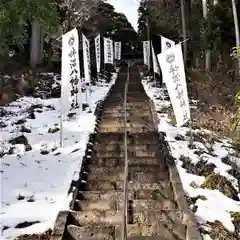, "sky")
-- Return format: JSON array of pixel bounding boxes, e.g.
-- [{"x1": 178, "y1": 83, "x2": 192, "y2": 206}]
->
[{"x1": 107, "y1": 0, "x2": 139, "y2": 31}]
